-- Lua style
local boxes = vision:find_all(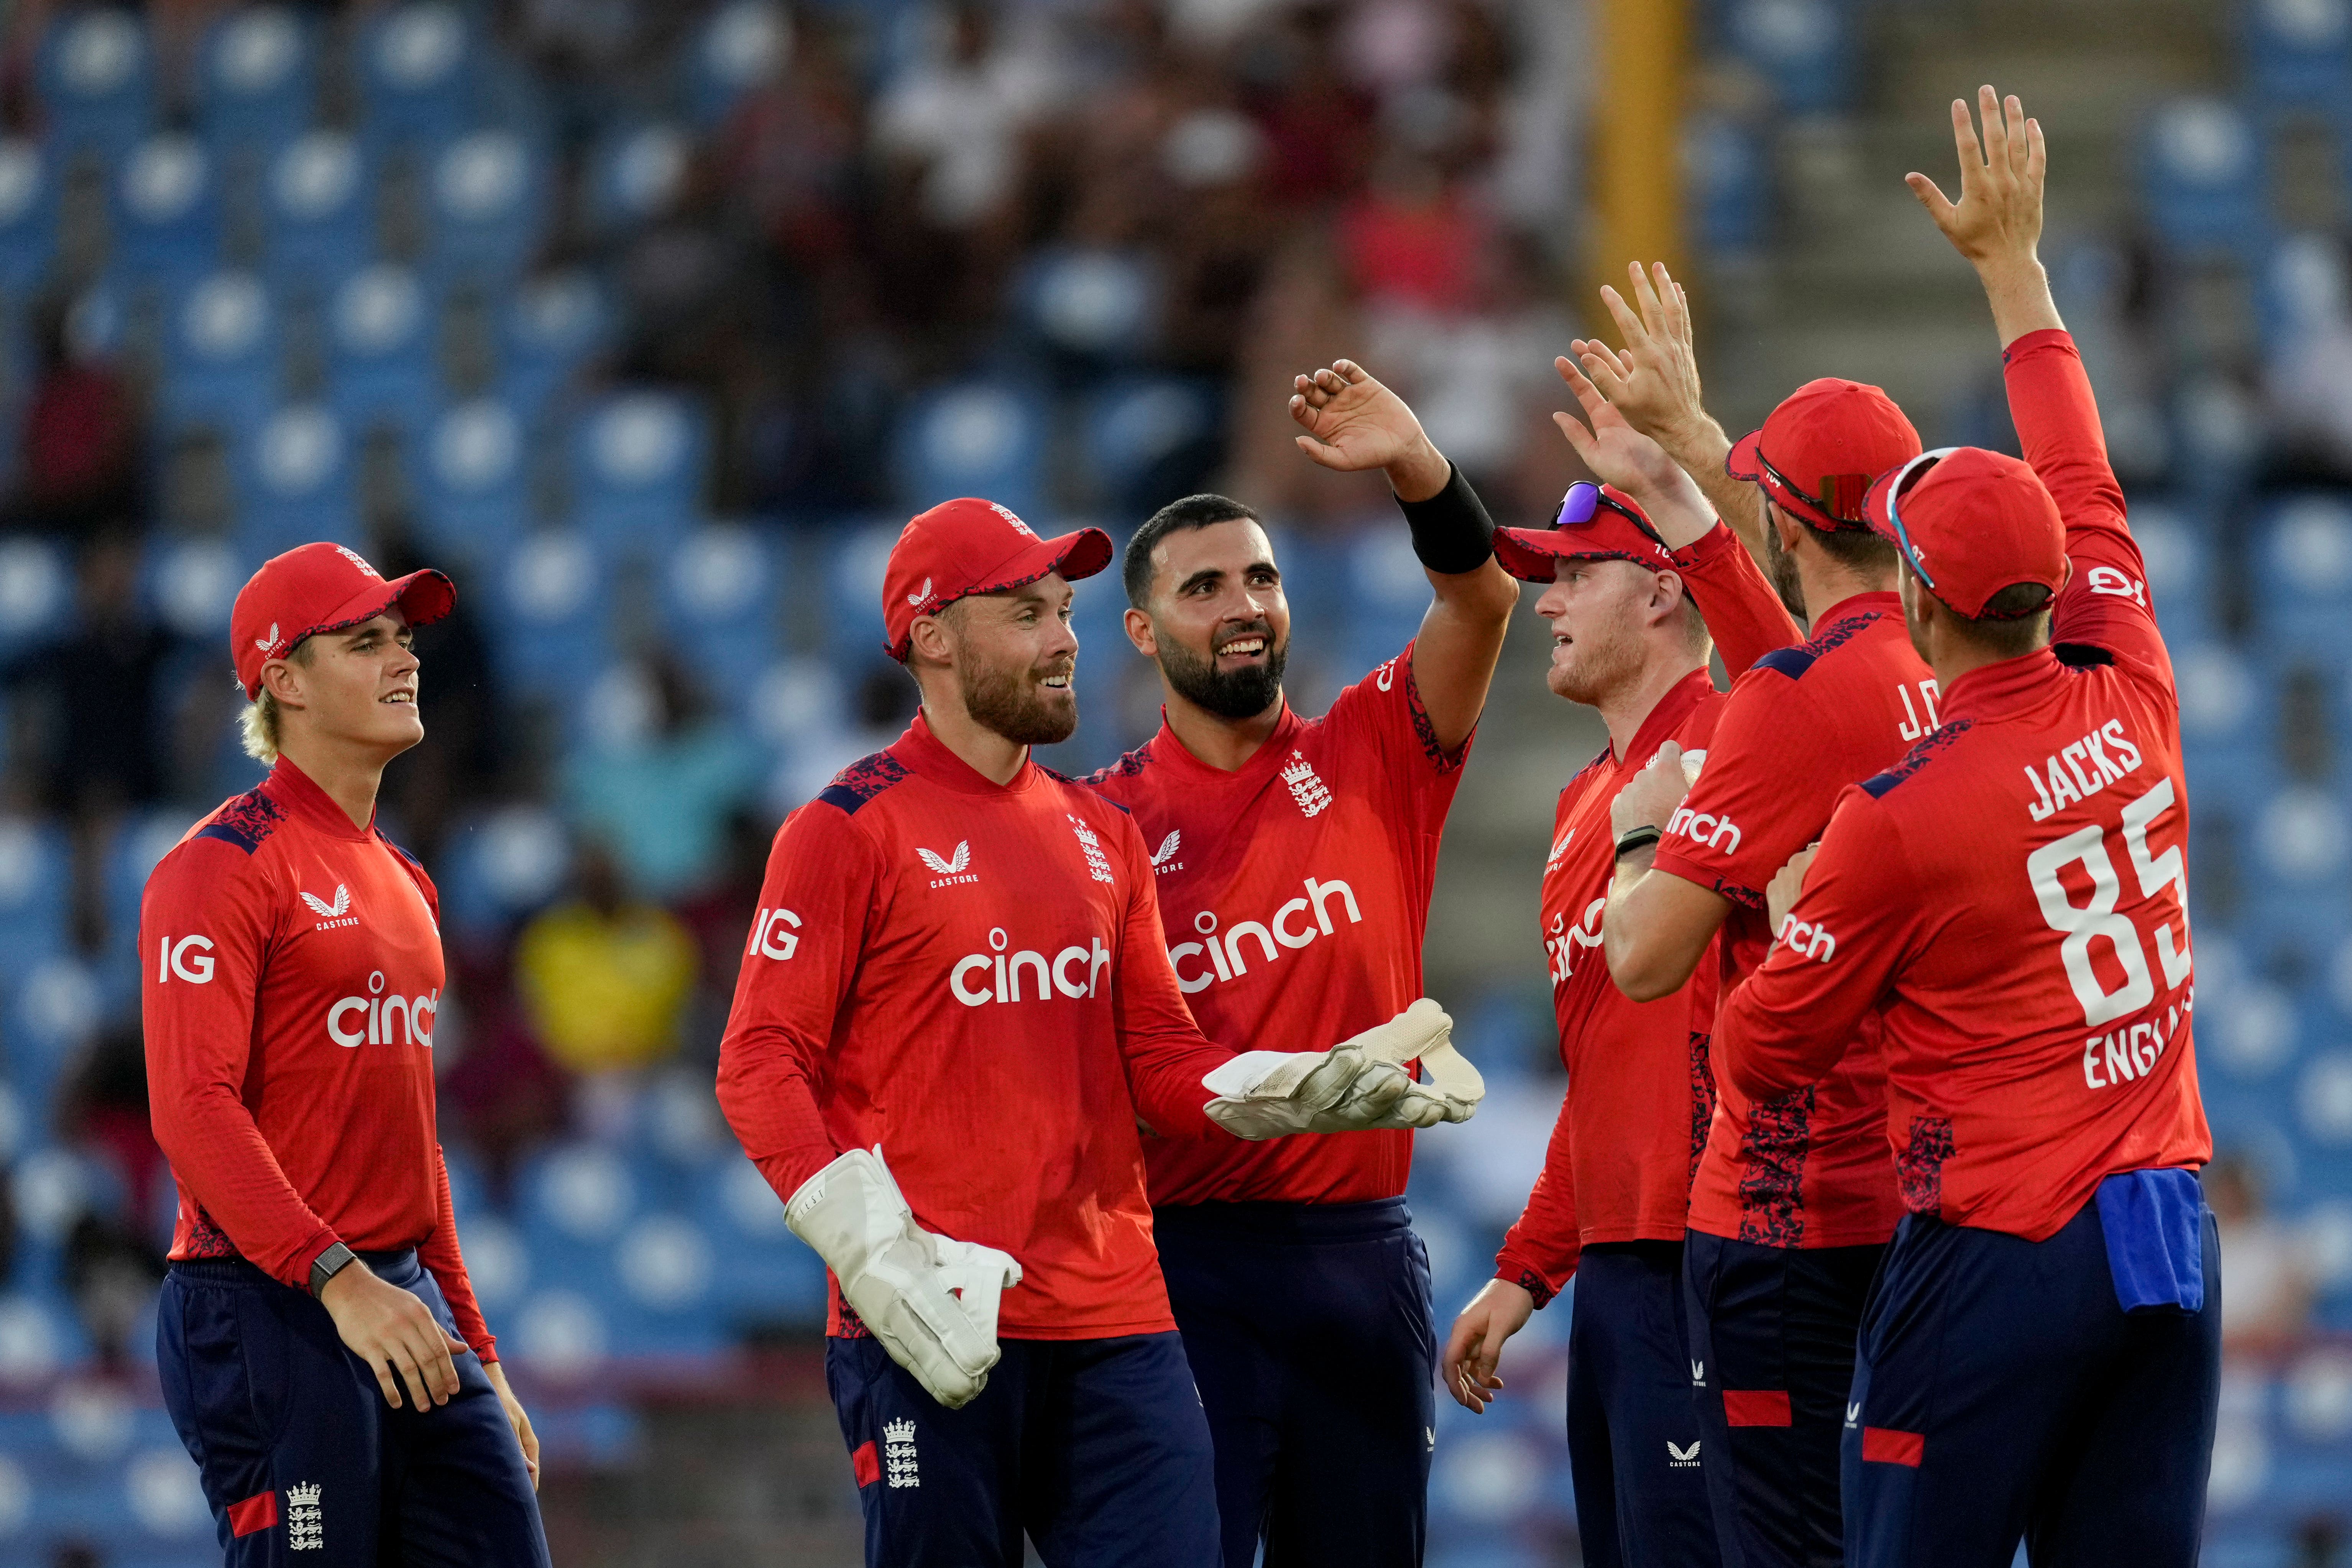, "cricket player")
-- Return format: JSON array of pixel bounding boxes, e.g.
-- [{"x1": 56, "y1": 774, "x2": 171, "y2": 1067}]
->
[
  {"x1": 1084, "y1": 359, "x2": 1514, "y2": 1567},
  {"x1": 1442, "y1": 362, "x2": 1797, "y2": 1567},
  {"x1": 1582, "y1": 269, "x2": 1928, "y2": 1565},
  {"x1": 143, "y1": 543, "x2": 548, "y2": 1566},
  {"x1": 715, "y1": 496, "x2": 1477, "y2": 1568},
  {"x1": 1716, "y1": 90, "x2": 2215, "y2": 1567}
]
